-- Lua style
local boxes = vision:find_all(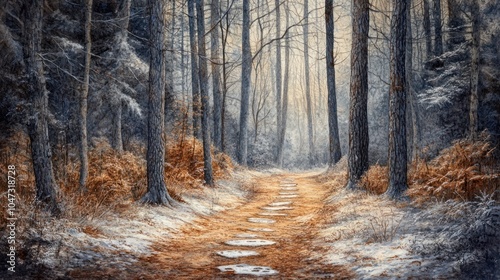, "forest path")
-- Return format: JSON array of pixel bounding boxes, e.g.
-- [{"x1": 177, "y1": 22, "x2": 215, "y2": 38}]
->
[{"x1": 135, "y1": 170, "x2": 353, "y2": 279}]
